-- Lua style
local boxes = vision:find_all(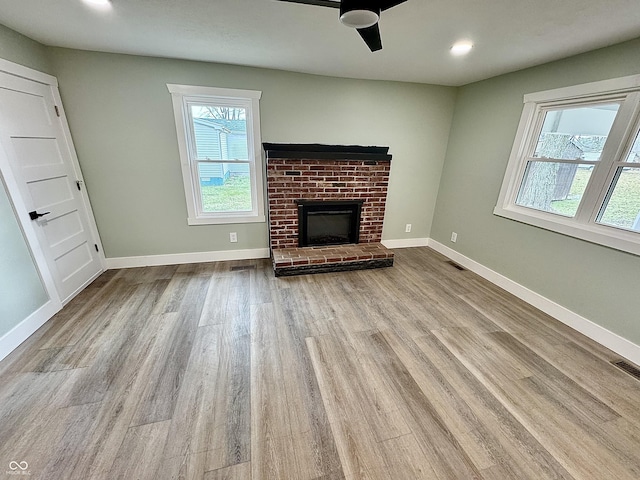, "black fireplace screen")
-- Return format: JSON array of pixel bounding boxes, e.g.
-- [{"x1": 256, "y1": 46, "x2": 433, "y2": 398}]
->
[{"x1": 297, "y1": 200, "x2": 362, "y2": 247}]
